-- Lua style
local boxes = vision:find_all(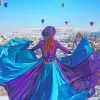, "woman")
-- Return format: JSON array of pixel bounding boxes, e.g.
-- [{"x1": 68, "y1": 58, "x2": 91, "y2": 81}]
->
[{"x1": 0, "y1": 26, "x2": 98, "y2": 100}]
